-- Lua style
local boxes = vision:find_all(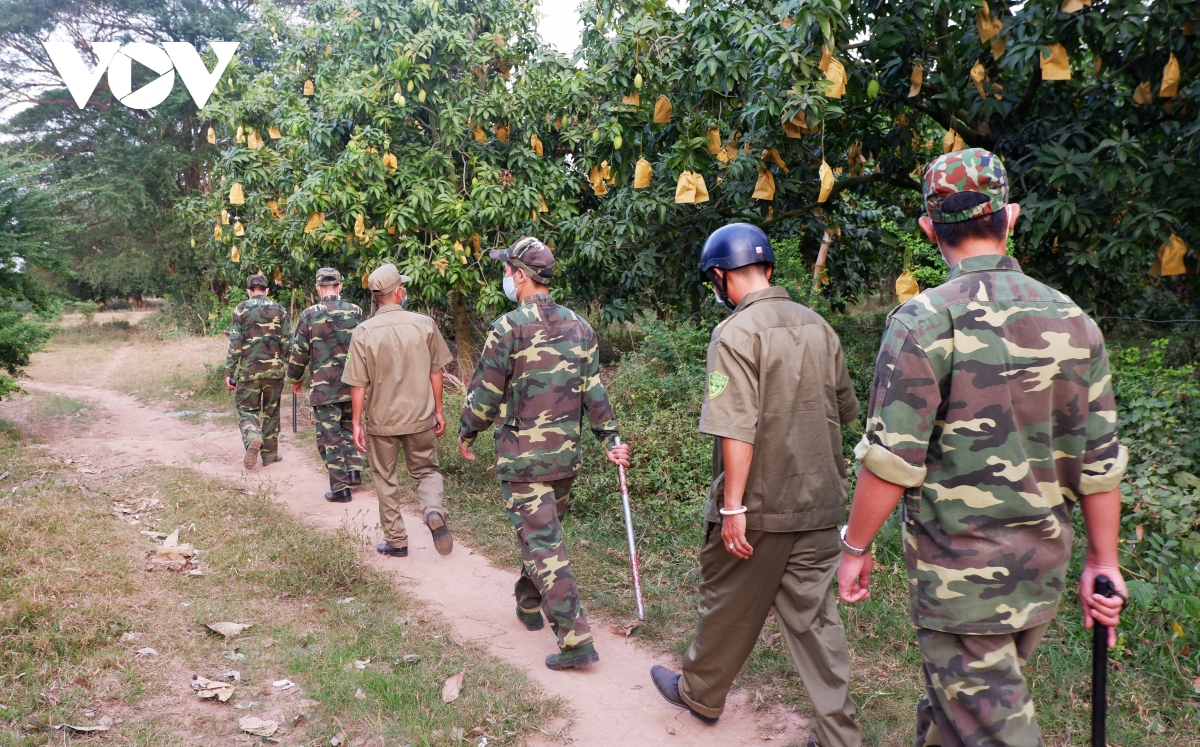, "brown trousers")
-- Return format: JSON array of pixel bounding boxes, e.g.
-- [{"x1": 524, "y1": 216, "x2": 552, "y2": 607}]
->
[
  {"x1": 681, "y1": 525, "x2": 862, "y2": 747},
  {"x1": 367, "y1": 428, "x2": 445, "y2": 547}
]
